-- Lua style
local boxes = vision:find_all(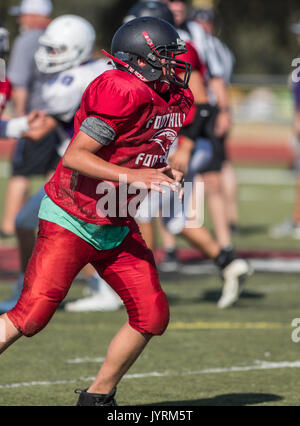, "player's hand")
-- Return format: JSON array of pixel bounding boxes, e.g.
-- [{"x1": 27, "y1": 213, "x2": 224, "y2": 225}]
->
[
  {"x1": 163, "y1": 165, "x2": 183, "y2": 183},
  {"x1": 171, "y1": 168, "x2": 185, "y2": 202},
  {"x1": 27, "y1": 110, "x2": 46, "y2": 130},
  {"x1": 163, "y1": 166, "x2": 185, "y2": 202},
  {"x1": 127, "y1": 166, "x2": 177, "y2": 194},
  {"x1": 214, "y1": 110, "x2": 231, "y2": 137}
]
